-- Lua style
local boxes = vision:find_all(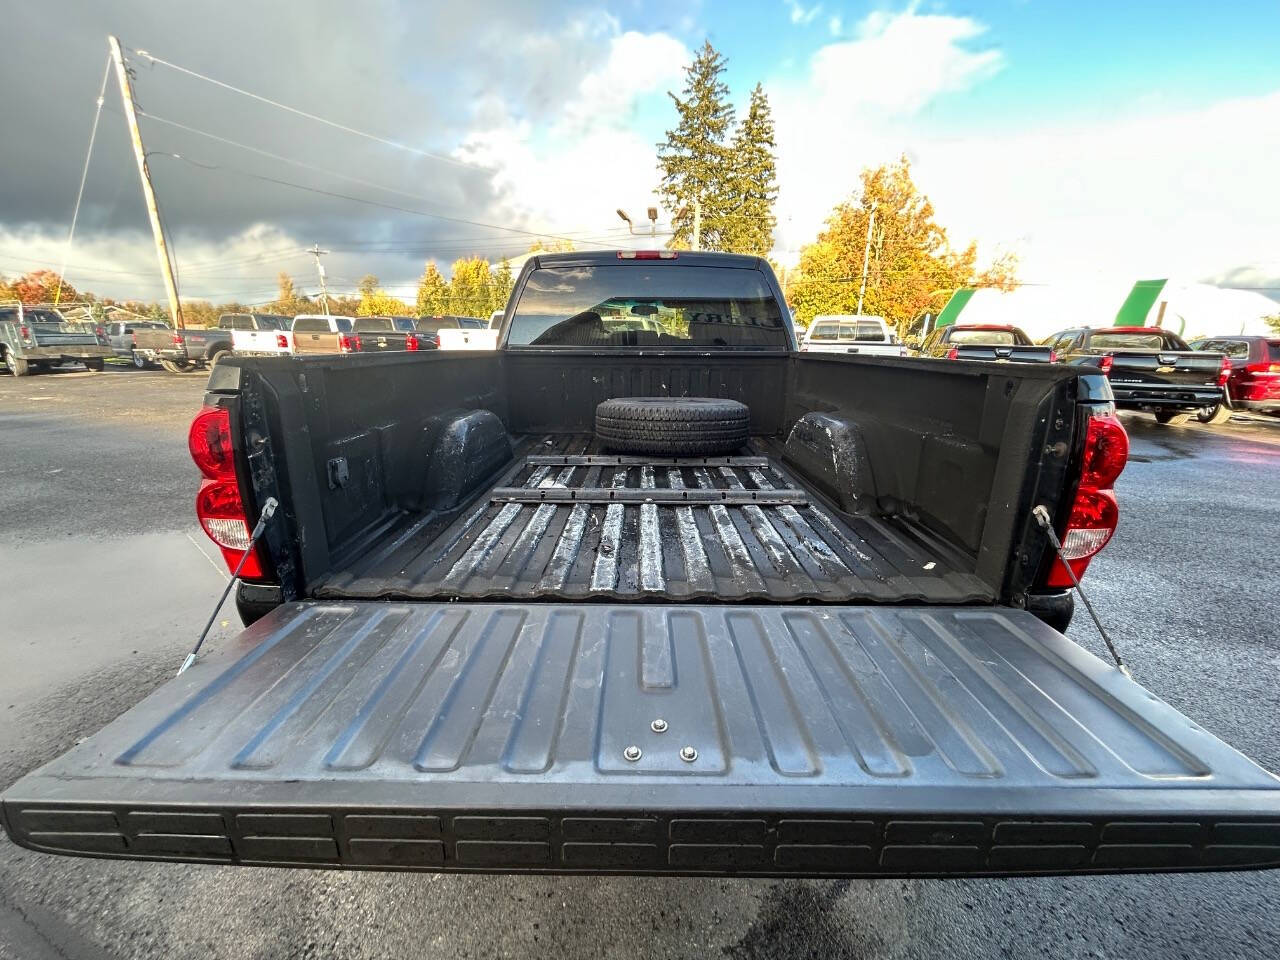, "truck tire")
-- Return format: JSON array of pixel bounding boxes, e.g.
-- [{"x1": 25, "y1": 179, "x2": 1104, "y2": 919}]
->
[
  {"x1": 1154, "y1": 411, "x2": 1190, "y2": 425},
  {"x1": 131, "y1": 351, "x2": 149, "y2": 369},
  {"x1": 161, "y1": 359, "x2": 202, "y2": 374},
  {"x1": 85, "y1": 358, "x2": 104, "y2": 372},
  {"x1": 1197, "y1": 402, "x2": 1232, "y2": 425},
  {"x1": 209, "y1": 348, "x2": 230, "y2": 367},
  {"x1": 595, "y1": 397, "x2": 750, "y2": 455},
  {"x1": 5, "y1": 351, "x2": 30, "y2": 377}
]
